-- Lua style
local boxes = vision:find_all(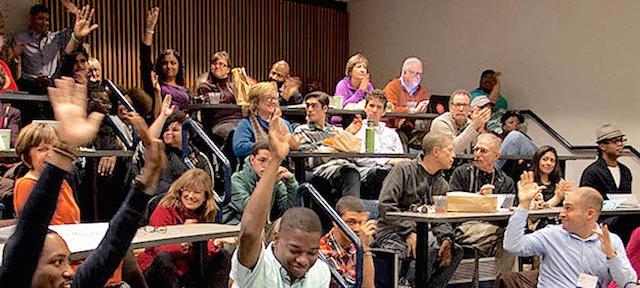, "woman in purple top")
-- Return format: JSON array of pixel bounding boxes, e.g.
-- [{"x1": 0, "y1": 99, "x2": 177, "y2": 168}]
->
[
  {"x1": 332, "y1": 53, "x2": 373, "y2": 125},
  {"x1": 141, "y1": 7, "x2": 191, "y2": 113}
]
